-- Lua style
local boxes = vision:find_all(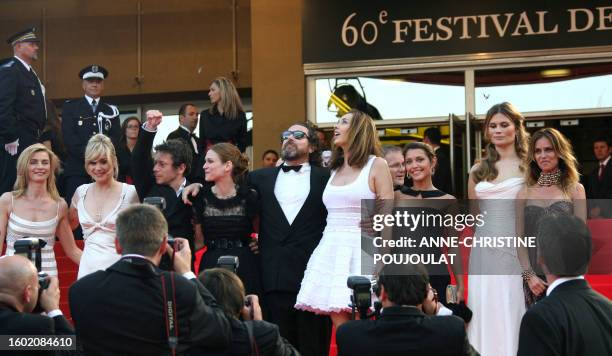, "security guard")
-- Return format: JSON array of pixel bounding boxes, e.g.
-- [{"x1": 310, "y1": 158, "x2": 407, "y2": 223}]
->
[
  {"x1": 0, "y1": 28, "x2": 47, "y2": 194},
  {"x1": 61, "y1": 65, "x2": 121, "y2": 204}
]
